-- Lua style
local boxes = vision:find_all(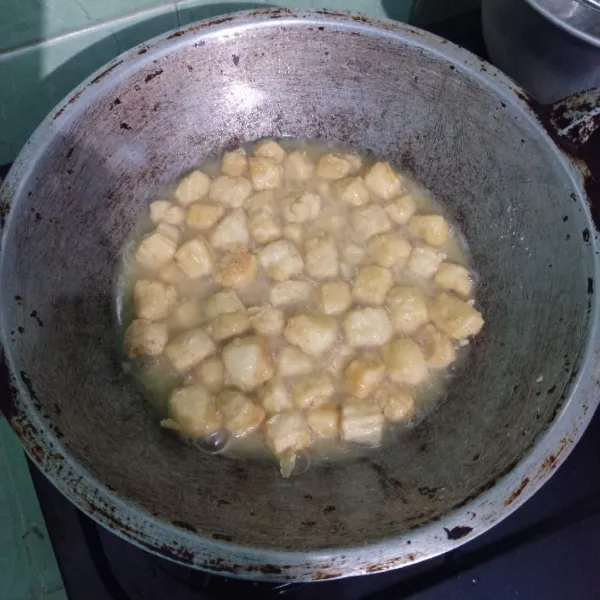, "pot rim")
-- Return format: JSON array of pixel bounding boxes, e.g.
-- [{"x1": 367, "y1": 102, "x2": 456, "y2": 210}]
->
[{"x1": 1, "y1": 8, "x2": 599, "y2": 581}]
